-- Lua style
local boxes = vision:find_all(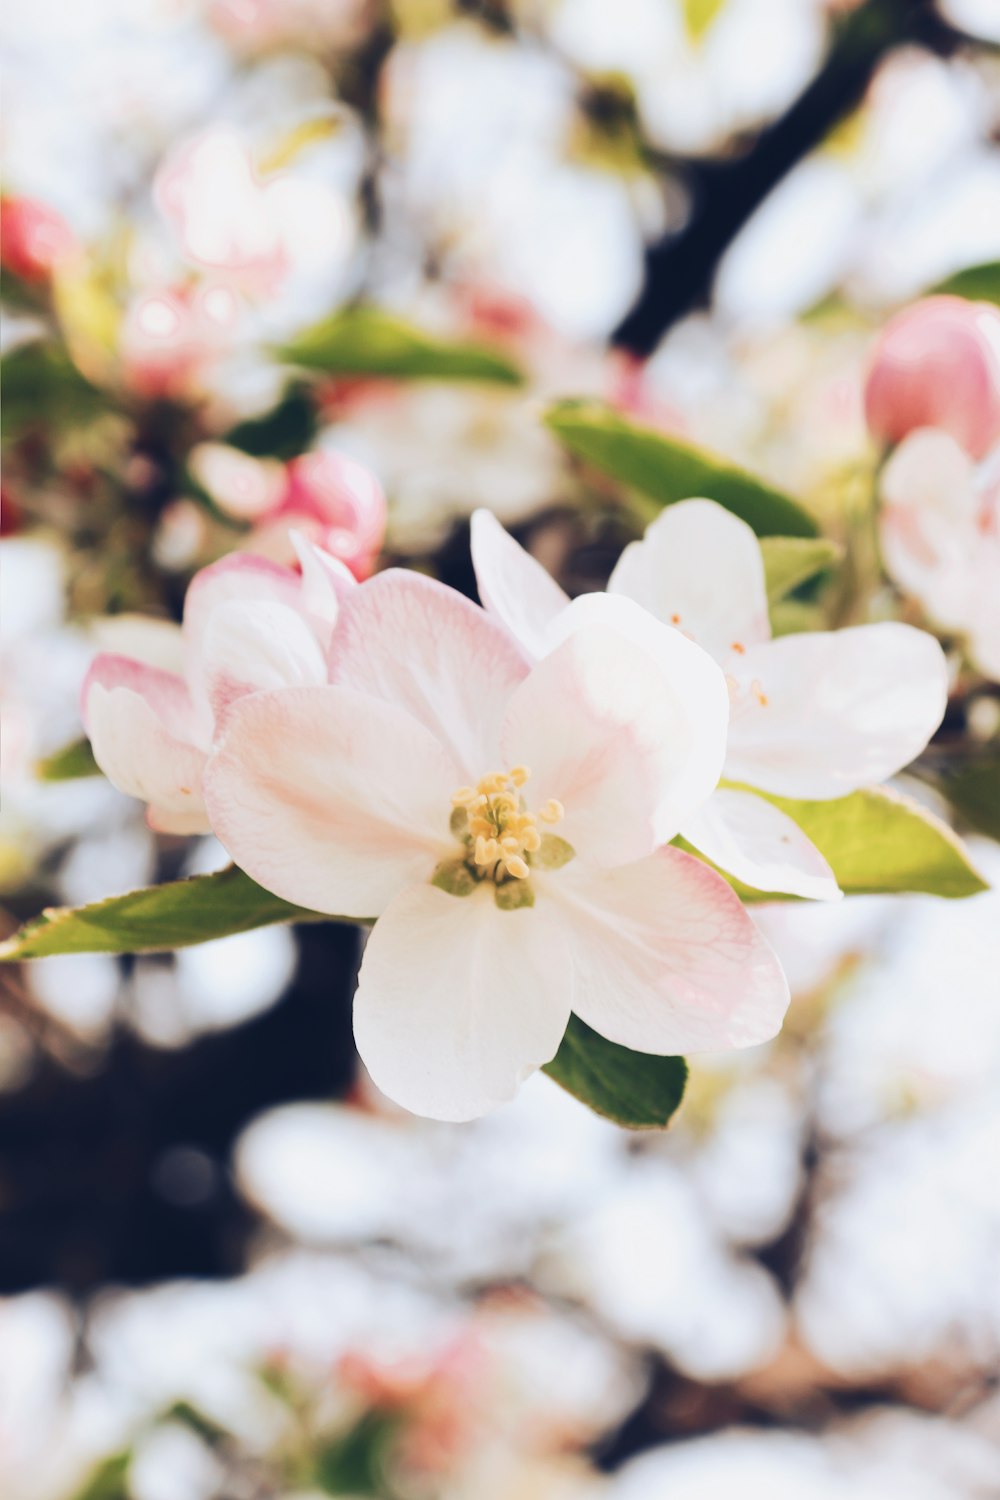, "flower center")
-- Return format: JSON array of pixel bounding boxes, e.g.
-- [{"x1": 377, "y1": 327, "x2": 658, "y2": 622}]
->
[{"x1": 450, "y1": 766, "x2": 564, "y2": 882}]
